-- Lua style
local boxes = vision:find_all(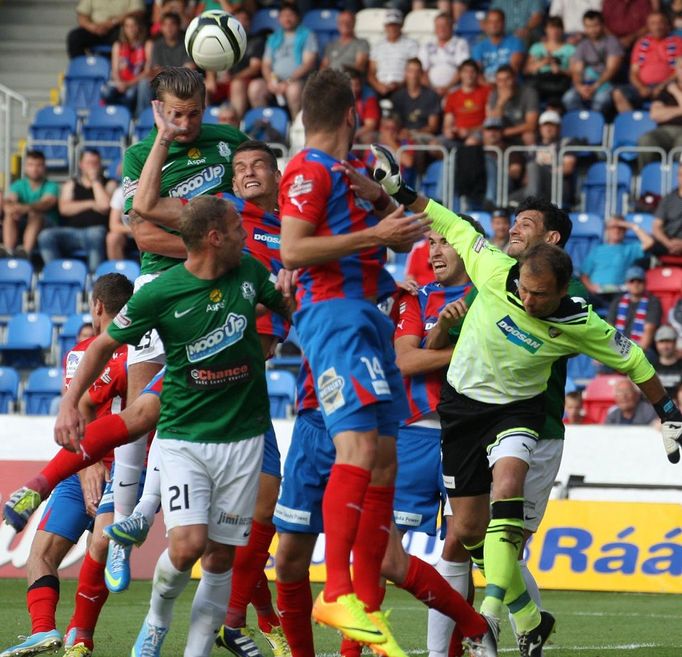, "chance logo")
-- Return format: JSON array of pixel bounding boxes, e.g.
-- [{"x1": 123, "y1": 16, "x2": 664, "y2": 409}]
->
[
  {"x1": 185, "y1": 313, "x2": 247, "y2": 363},
  {"x1": 496, "y1": 316, "x2": 544, "y2": 353},
  {"x1": 169, "y1": 165, "x2": 225, "y2": 199},
  {"x1": 253, "y1": 228, "x2": 280, "y2": 249}
]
